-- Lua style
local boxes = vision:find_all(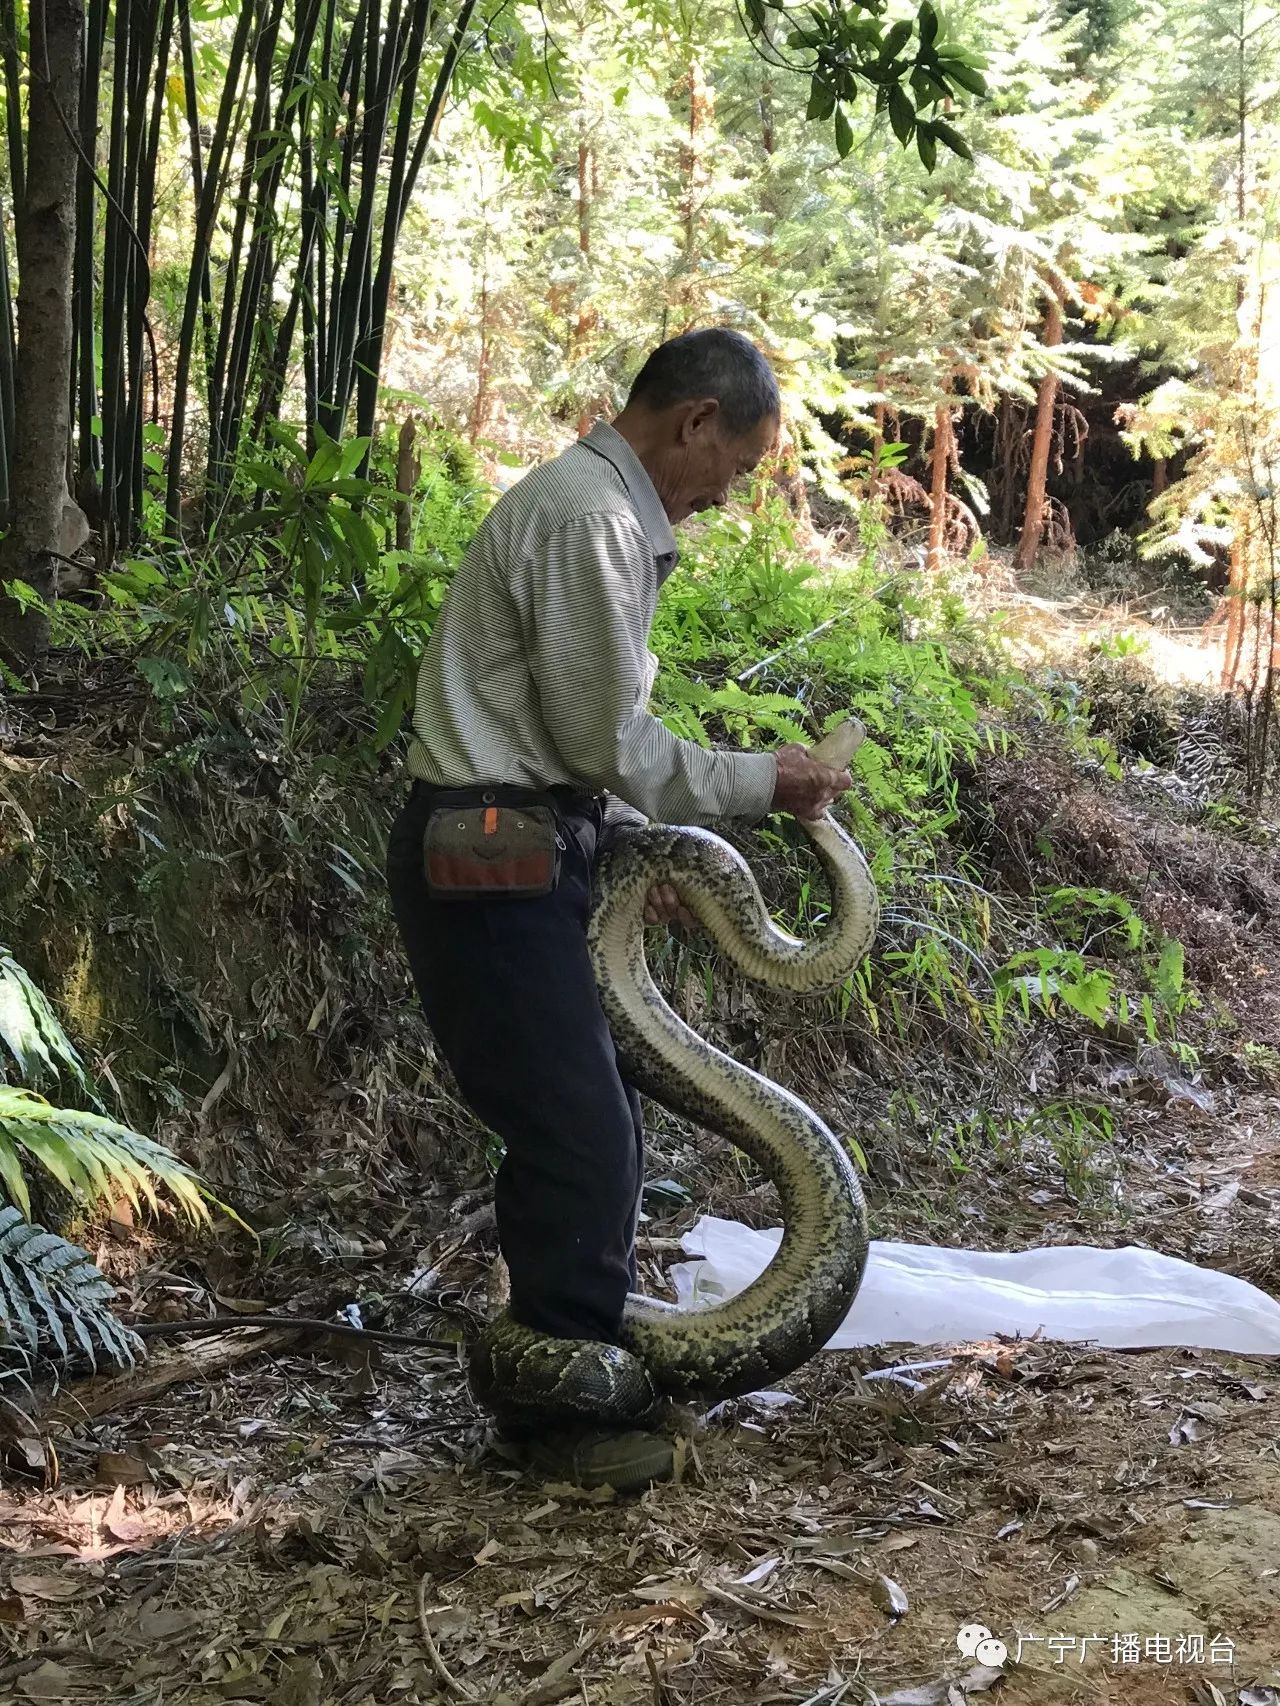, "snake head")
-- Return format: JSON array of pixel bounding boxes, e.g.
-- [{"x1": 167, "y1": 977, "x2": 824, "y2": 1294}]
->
[{"x1": 810, "y1": 718, "x2": 866, "y2": 774}]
